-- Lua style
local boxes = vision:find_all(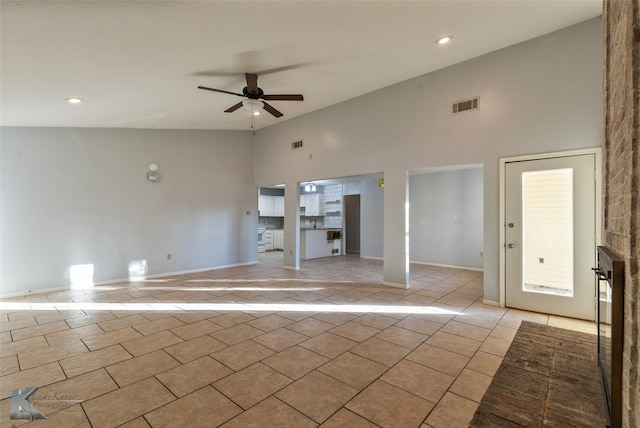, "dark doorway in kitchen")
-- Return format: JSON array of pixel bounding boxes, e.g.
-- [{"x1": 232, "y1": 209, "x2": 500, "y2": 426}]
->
[{"x1": 344, "y1": 195, "x2": 361, "y2": 254}]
